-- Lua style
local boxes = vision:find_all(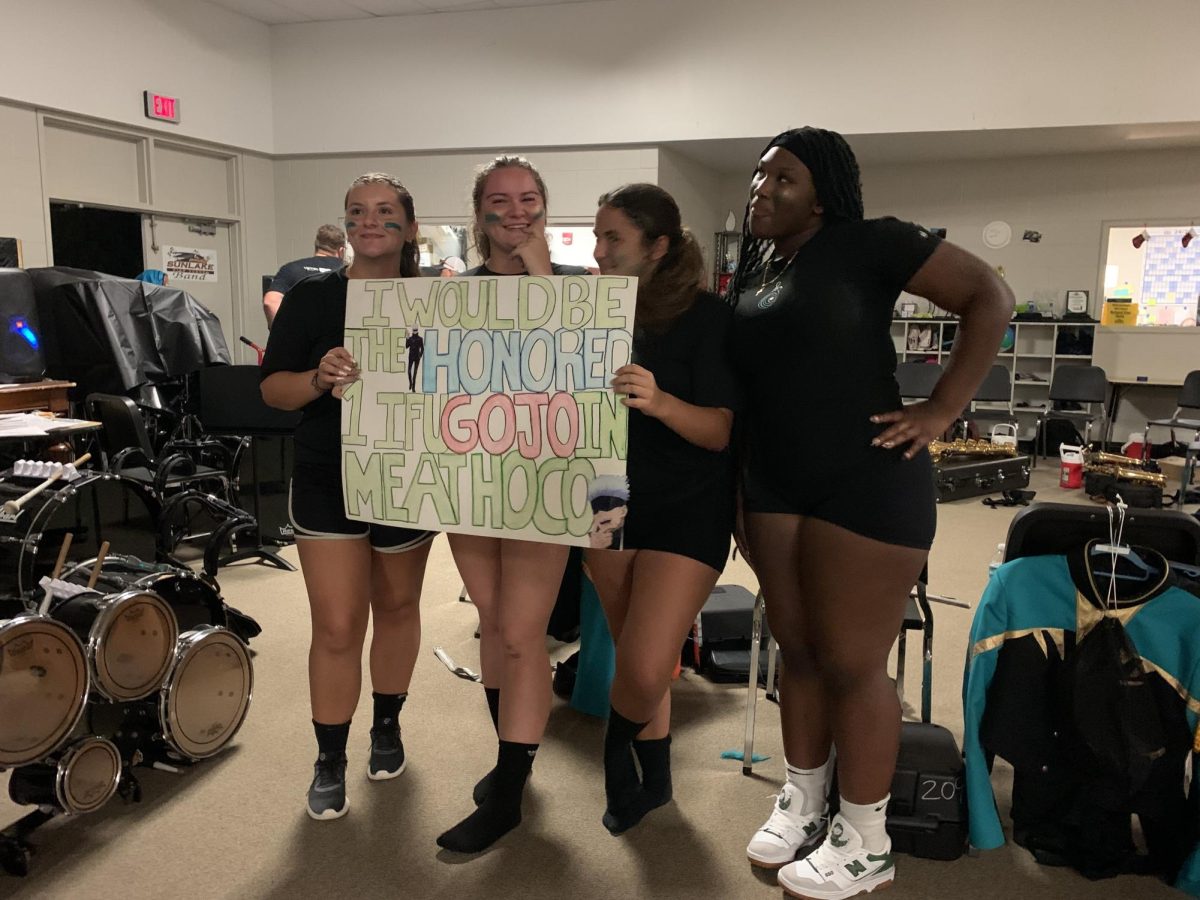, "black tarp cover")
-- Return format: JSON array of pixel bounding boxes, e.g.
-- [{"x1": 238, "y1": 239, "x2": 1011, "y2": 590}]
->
[{"x1": 28, "y1": 267, "x2": 231, "y2": 398}]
